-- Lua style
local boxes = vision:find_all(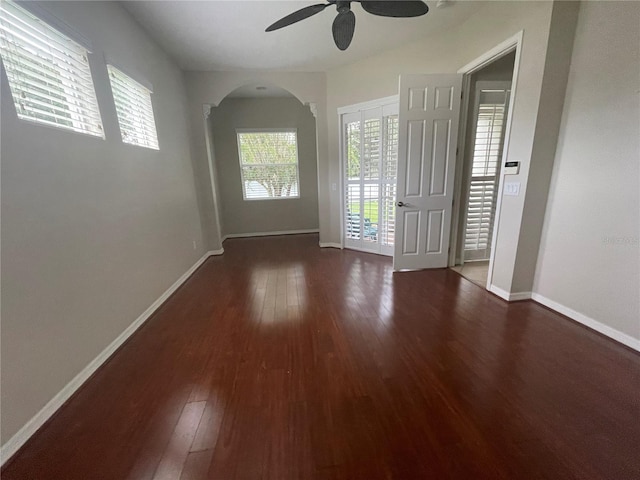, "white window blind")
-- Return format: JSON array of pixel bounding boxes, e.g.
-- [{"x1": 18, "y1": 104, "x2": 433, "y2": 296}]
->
[
  {"x1": 237, "y1": 130, "x2": 299, "y2": 200},
  {"x1": 107, "y1": 65, "x2": 159, "y2": 150},
  {"x1": 0, "y1": 1, "x2": 103, "y2": 137}
]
